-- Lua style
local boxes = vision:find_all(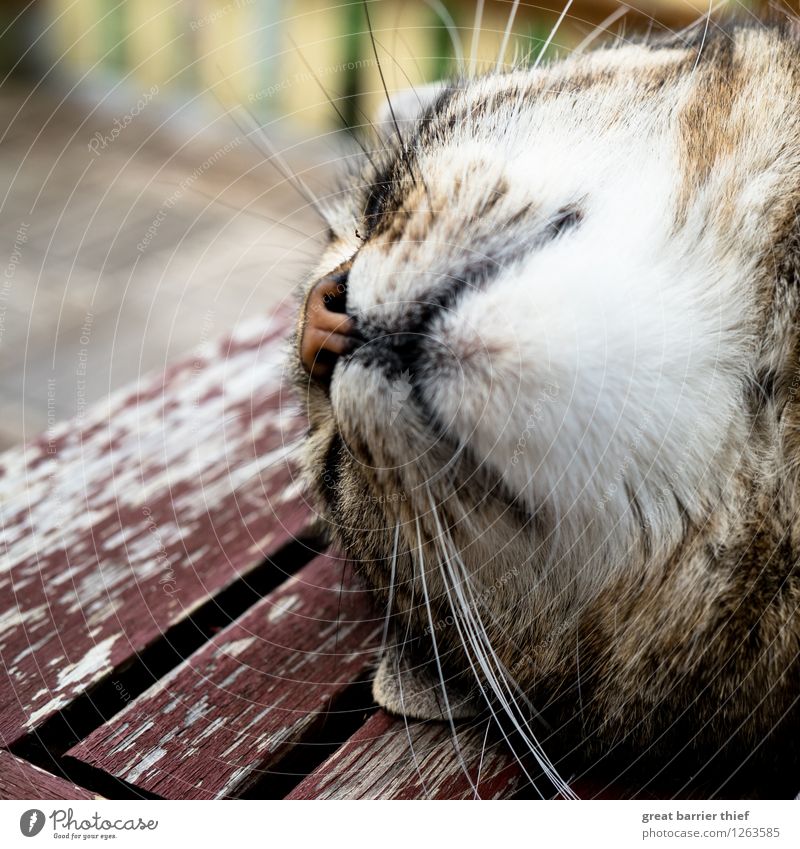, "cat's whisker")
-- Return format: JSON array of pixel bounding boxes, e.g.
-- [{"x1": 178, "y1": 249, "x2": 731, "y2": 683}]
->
[
  {"x1": 394, "y1": 639, "x2": 433, "y2": 798},
  {"x1": 286, "y1": 34, "x2": 380, "y2": 173},
  {"x1": 362, "y1": 1, "x2": 437, "y2": 218},
  {"x1": 474, "y1": 720, "x2": 491, "y2": 798},
  {"x1": 448, "y1": 555, "x2": 575, "y2": 797},
  {"x1": 388, "y1": 525, "x2": 433, "y2": 796},
  {"x1": 289, "y1": 35, "x2": 391, "y2": 177},
  {"x1": 414, "y1": 436, "x2": 469, "y2": 489},
  {"x1": 425, "y1": 493, "x2": 546, "y2": 794},
  {"x1": 429, "y1": 492, "x2": 576, "y2": 798},
  {"x1": 690, "y1": 1, "x2": 715, "y2": 72},
  {"x1": 572, "y1": 6, "x2": 629, "y2": 56},
  {"x1": 532, "y1": 0, "x2": 575, "y2": 70},
  {"x1": 495, "y1": 0, "x2": 521, "y2": 73},
  {"x1": 424, "y1": 493, "x2": 538, "y2": 796},
  {"x1": 576, "y1": 627, "x2": 586, "y2": 735},
  {"x1": 212, "y1": 71, "x2": 332, "y2": 225},
  {"x1": 428, "y1": 495, "x2": 577, "y2": 798},
  {"x1": 675, "y1": 0, "x2": 729, "y2": 41},
  {"x1": 424, "y1": 0, "x2": 464, "y2": 71},
  {"x1": 154, "y1": 179, "x2": 327, "y2": 245},
  {"x1": 378, "y1": 522, "x2": 401, "y2": 659},
  {"x1": 511, "y1": 40, "x2": 523, "y2": 70},
  {"x1": 414, "y1": 514, "x2": 480, "y2": 797},
  {"x1": 511, "y1": 457, "x2": 607, "y2": 732},
  {"x1": 442, "y1": 531, "x2": 538, "y2": 718},
  {"x1": 434, "y1": 485, "x2": 536, "y2": 665},
  {"x1": 384, "y1": 29, "x2": 427, "y2": 95},
  {"x1": 373, "y1": 35, "x2": 429, "y2": 118},
  {"x1": 436, "y1": 422, "x2": 602, "y2": 759},
  {"x1": 470, "y1": 0, "x2": 485, "y2": 77}
]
